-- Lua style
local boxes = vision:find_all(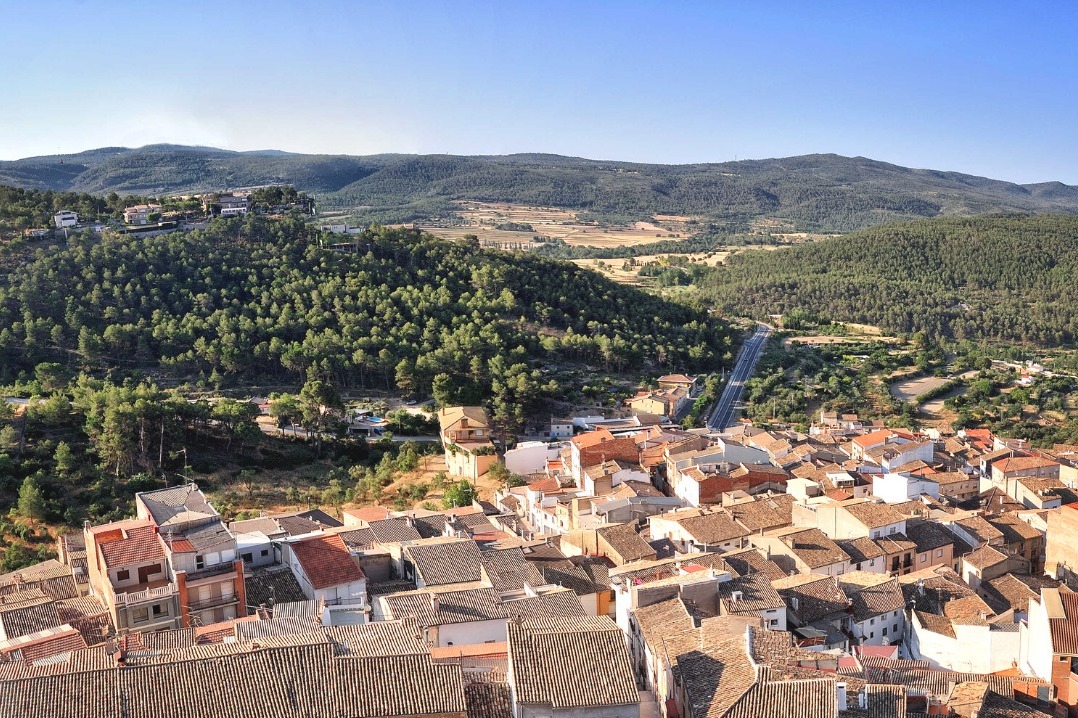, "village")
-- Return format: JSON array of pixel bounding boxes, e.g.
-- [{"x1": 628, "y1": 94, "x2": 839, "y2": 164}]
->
[{"x1": 1, "y1": 374, "x2": 1077, "y2": 718}]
